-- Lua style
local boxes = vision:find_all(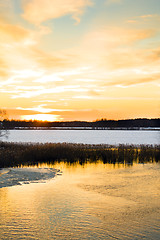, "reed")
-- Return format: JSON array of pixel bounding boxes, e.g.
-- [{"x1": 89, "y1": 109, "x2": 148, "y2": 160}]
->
[{"x1": 0, "y1": 142, "x2": 159, "y2": 168}]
